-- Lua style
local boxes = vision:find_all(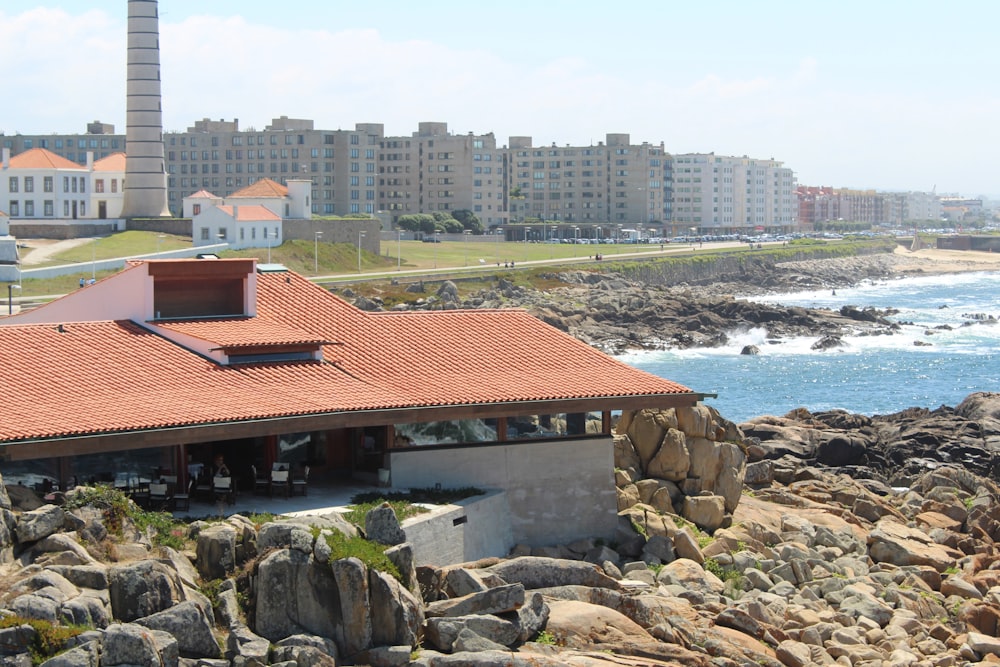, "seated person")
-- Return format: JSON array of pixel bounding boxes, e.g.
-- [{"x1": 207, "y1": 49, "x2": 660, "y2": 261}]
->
[{"x1": 213, "y1": 455, "x2": 231, "y2": 477}]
